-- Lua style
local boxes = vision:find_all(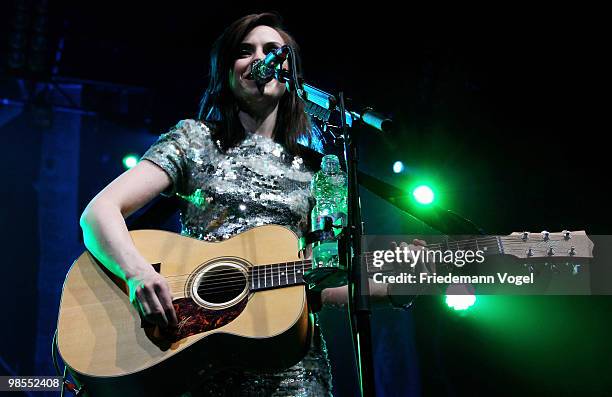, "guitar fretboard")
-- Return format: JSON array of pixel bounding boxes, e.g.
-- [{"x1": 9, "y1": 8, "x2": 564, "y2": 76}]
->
[
  {"x1": 248, "y1": 260, "x2": 311, "y2": 291},
  {"x1": 248, "y1": 237, "x2": 506, "y2": 290}
]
